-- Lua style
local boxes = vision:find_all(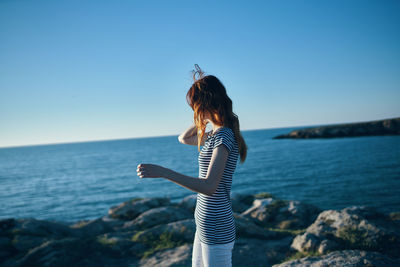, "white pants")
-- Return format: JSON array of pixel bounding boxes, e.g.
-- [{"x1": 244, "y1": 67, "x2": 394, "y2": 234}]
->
[{"x1": 192, "y1": 230, "x2": 235, "y2": 267}]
